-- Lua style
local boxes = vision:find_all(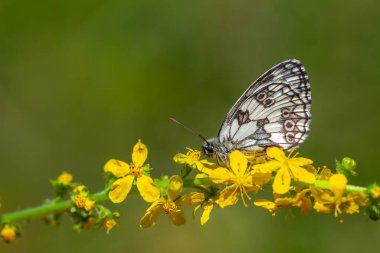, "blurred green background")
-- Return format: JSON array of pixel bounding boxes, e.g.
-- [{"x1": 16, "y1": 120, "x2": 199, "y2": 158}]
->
[{"x1": 1, "y1": 0, "x2": 380, "y2": 252}]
